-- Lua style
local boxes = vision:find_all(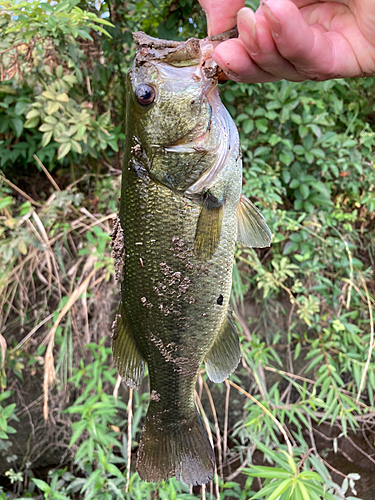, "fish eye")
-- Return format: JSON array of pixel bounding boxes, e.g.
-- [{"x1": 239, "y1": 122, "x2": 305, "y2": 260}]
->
[{"x1": 135, "y1": 84, "x2": 155, "y2": 106}]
